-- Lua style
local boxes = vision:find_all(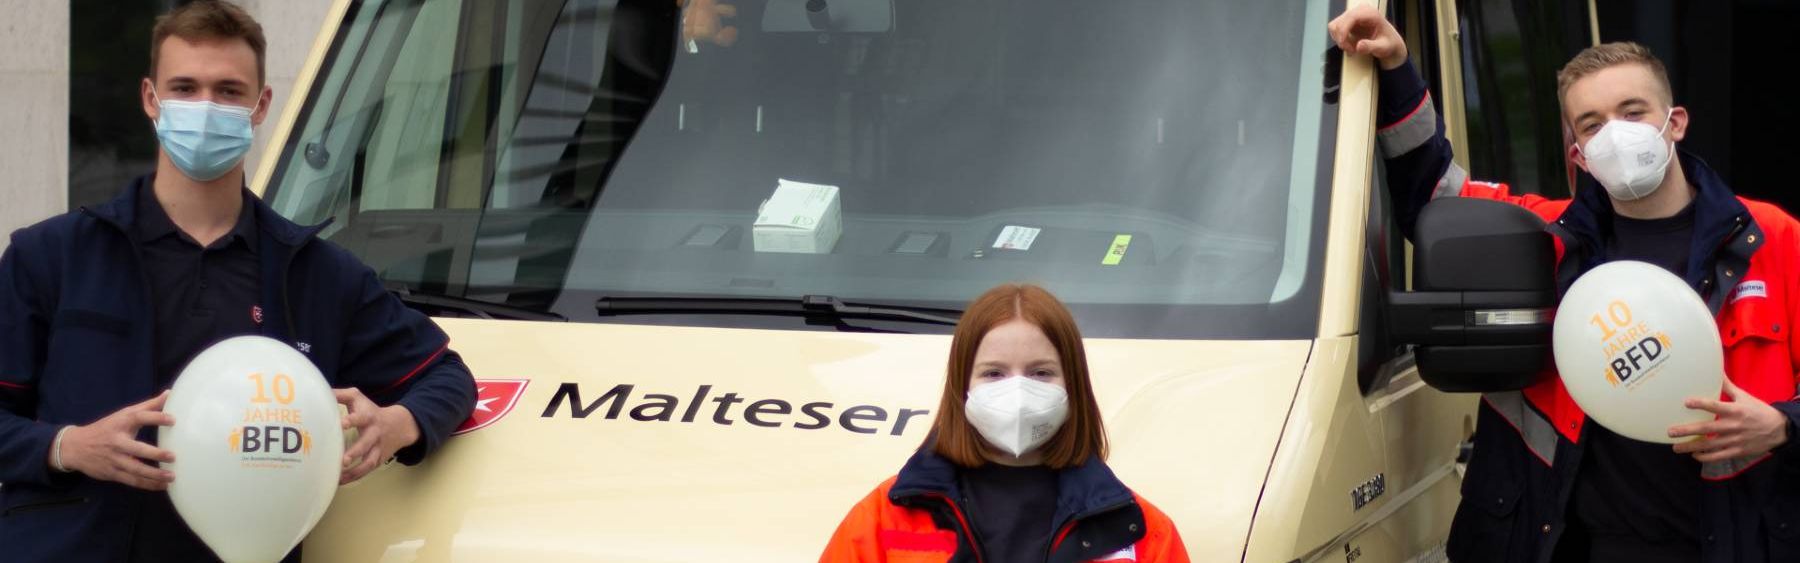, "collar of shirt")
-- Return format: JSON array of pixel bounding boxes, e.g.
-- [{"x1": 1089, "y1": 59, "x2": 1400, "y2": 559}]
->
[
  {"x1": 1611, "y1": 200, "x2": 1697, "y2": 237},
  {"x1": 133, "y1": 182, "x2": 259, "y2": 253}
]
